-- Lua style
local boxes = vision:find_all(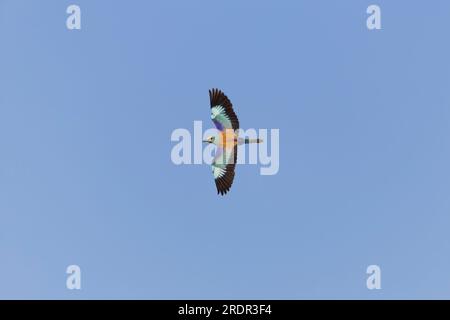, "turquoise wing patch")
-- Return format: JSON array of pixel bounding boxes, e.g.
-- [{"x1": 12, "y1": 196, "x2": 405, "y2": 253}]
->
[{"x1": 209, "y1": 89, "x2": 239, "y2": 131}]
